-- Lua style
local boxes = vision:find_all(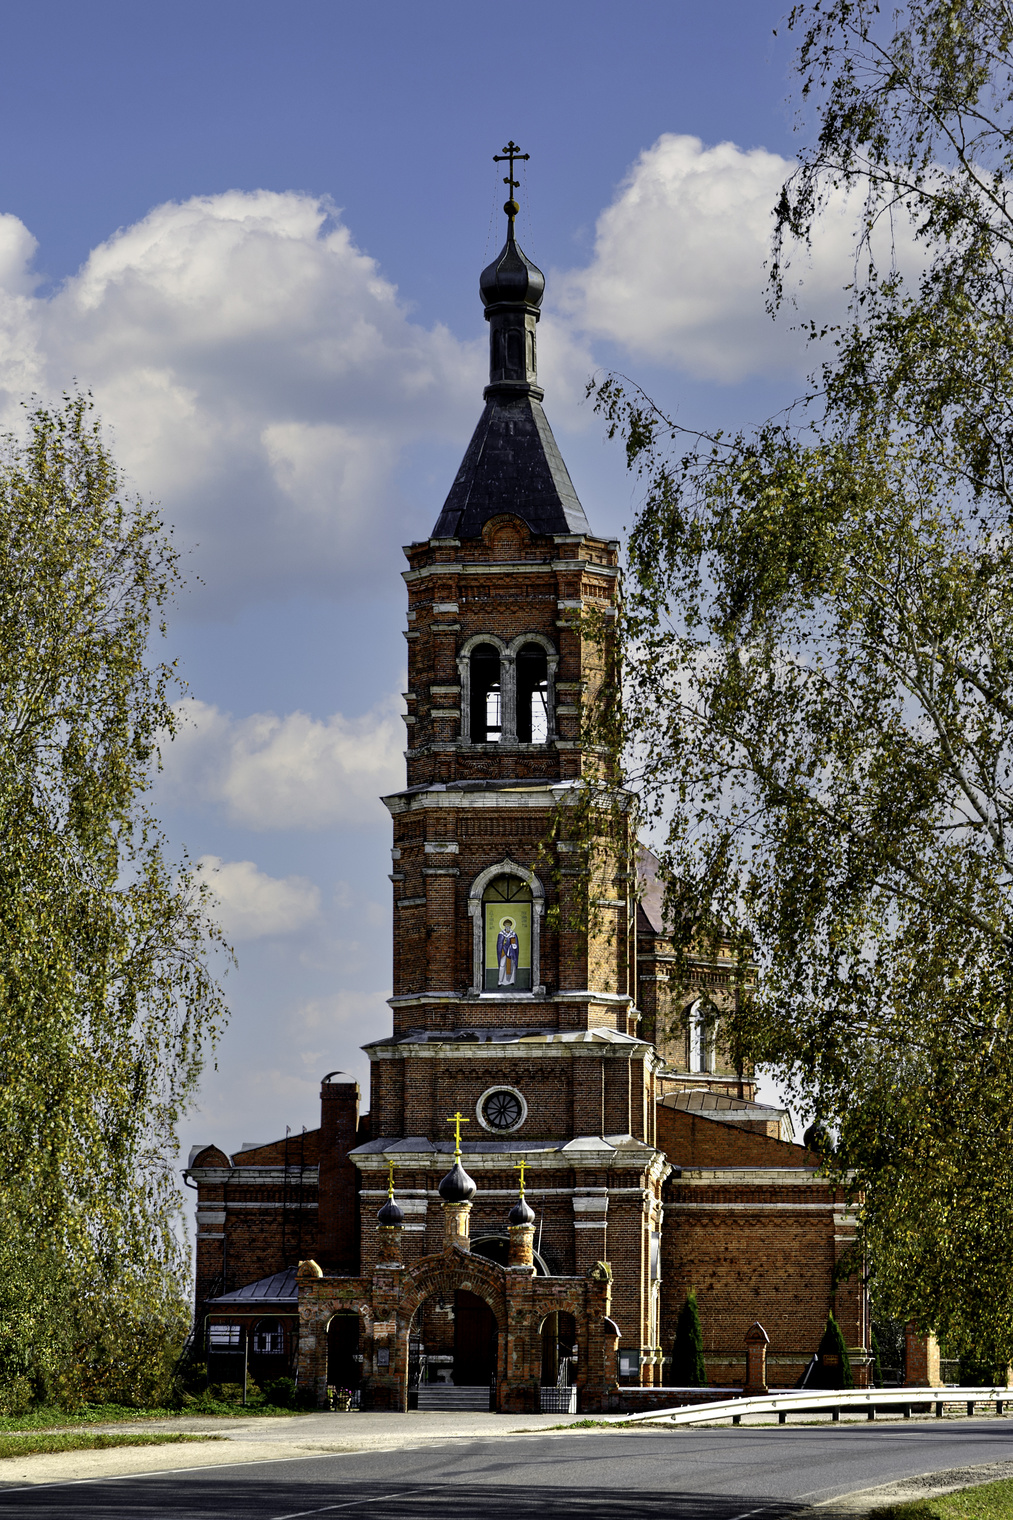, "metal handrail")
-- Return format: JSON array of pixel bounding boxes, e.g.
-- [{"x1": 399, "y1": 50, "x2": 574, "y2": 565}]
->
[{"x1": 611, "y1": 1385, "x2": 1013, "y2": 1426}]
